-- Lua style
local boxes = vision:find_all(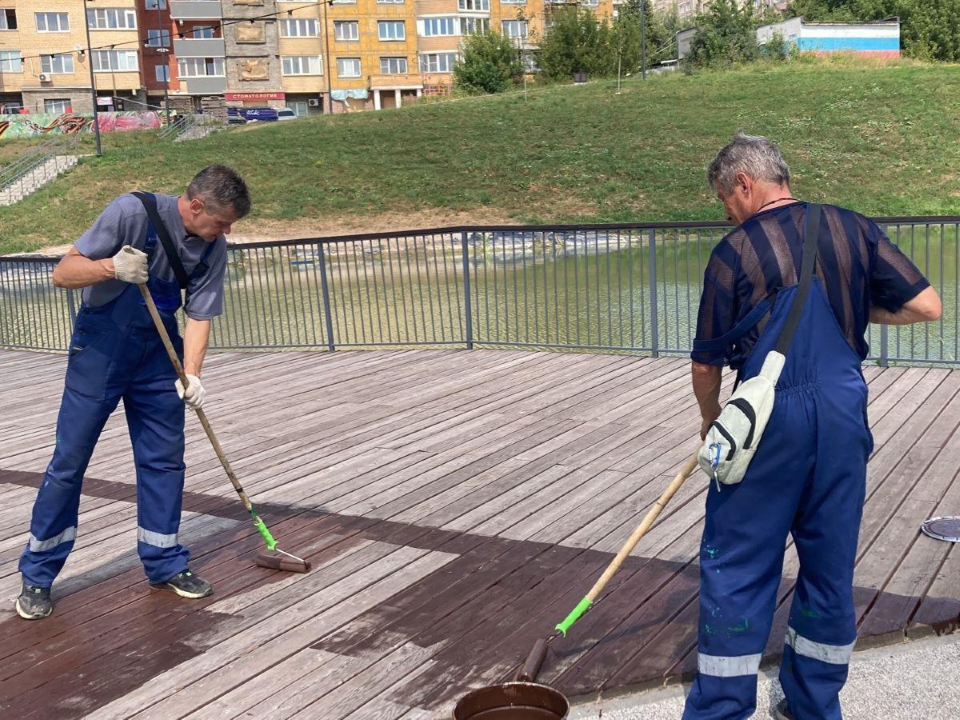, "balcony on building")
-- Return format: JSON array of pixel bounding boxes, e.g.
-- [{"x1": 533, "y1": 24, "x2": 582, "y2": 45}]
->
[
  {"x1": 181, "y1": 76, "x2": 226, "y2": 94},
  {"x1": 169, "y1": 1, "x2": 222, "y2": 20},
  {"x1": 173, "y1": 37, "x2": 226, "y2": 58}
]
